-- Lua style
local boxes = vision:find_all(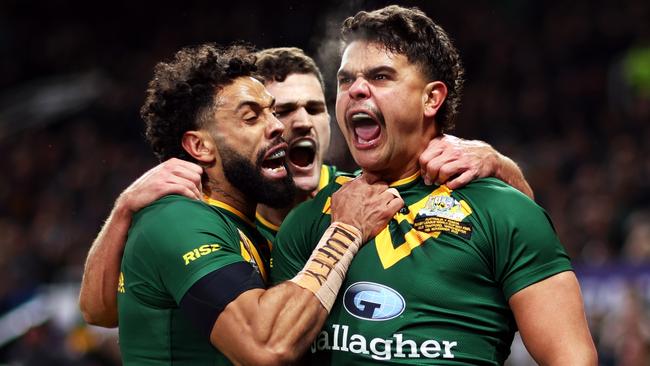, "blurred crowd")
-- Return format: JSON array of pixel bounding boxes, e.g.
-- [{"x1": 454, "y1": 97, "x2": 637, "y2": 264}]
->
[{"x1": 1, "y1": 0, "x2": 648, "y2": 364}]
